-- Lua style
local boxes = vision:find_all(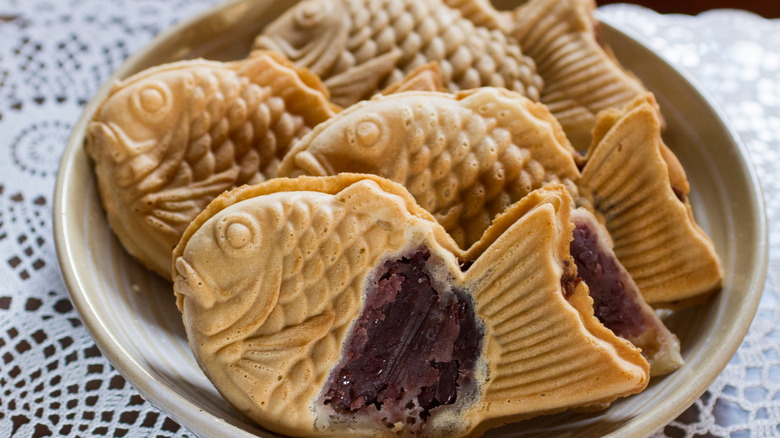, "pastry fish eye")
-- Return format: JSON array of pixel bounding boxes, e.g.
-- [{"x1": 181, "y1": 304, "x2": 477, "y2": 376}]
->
[
  {"x1": 295, "y1": 0, "x2": 327, "y2": 28},
  {"x1": 346, "y1": 115, "x2": 384, "y2": 150},
  {"x1": 130, "y1": 80, "x2": 173, "y2": 122},
  {"x1": 215, "y1": 212, "x2": 262, "y2": 257}
]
